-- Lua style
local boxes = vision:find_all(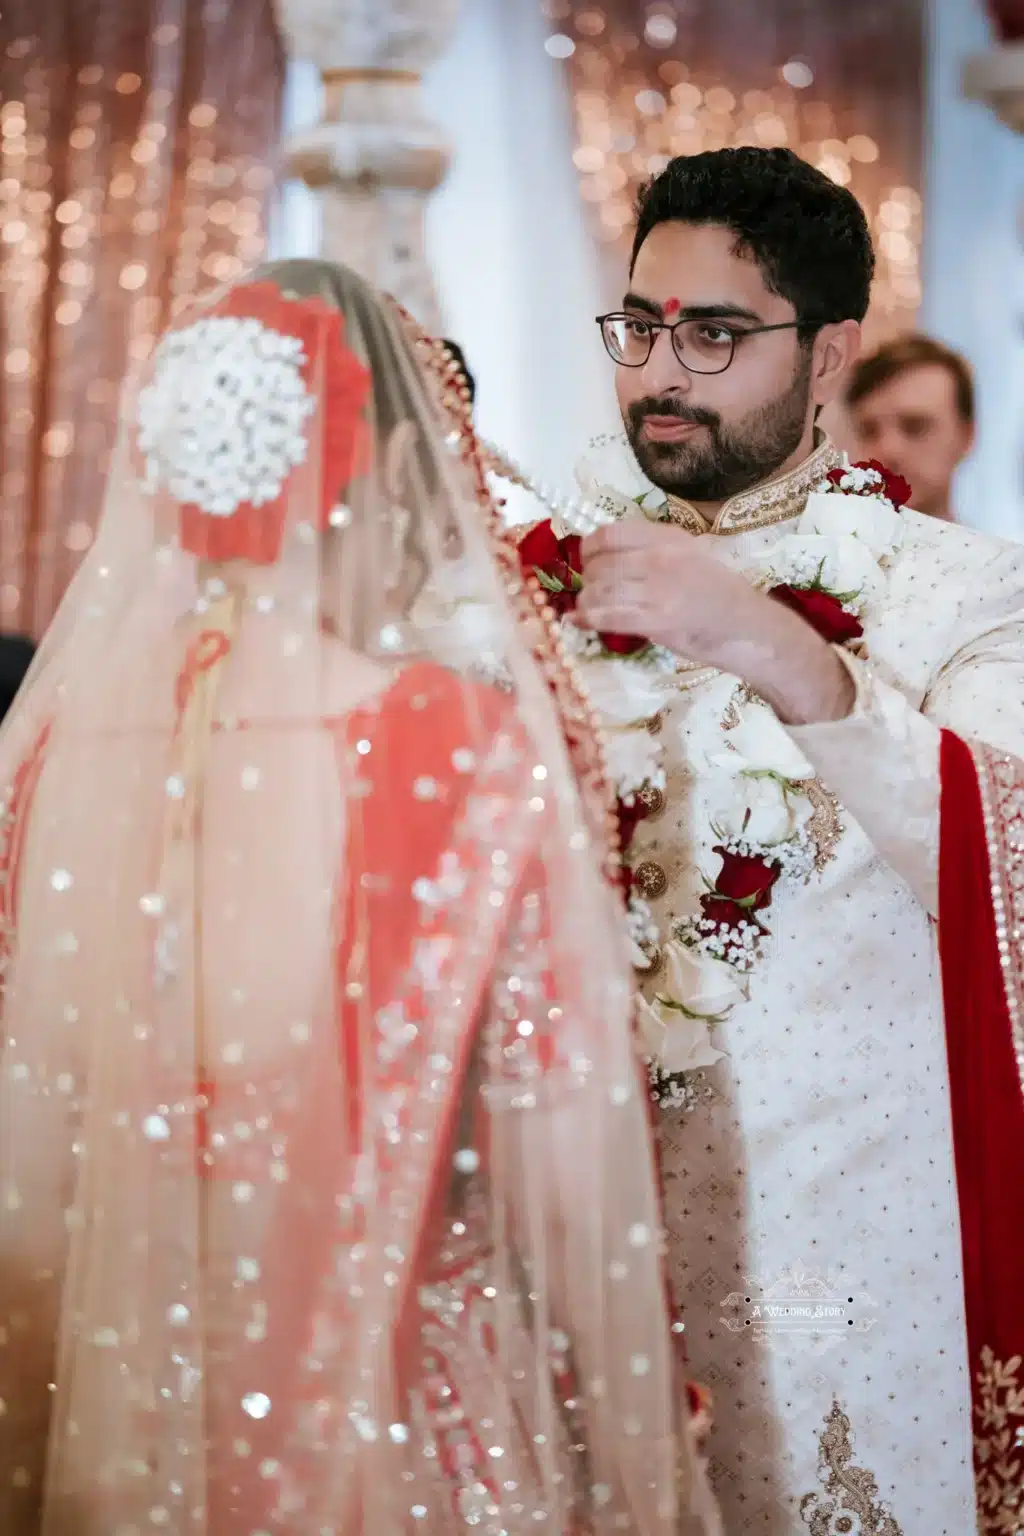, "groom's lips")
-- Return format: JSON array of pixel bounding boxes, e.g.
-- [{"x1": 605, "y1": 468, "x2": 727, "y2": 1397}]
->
[{"x1": 640, "y1": 415, "x2": 703, "y2": 443}]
